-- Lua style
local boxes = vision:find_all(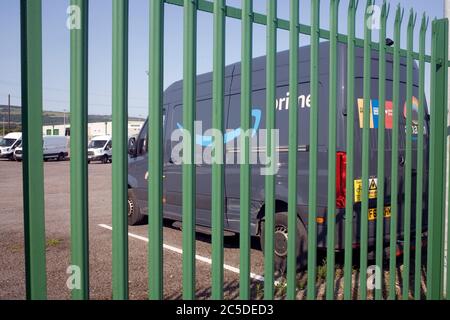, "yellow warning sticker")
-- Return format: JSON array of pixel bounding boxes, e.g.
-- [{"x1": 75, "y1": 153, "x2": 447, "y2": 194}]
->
[
  {"x1": 368, "y1": 206, "x2": 391, "y2": 221},
  {"x1": 354, "y1": 178, "x2": 378, "y2": 203}
]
